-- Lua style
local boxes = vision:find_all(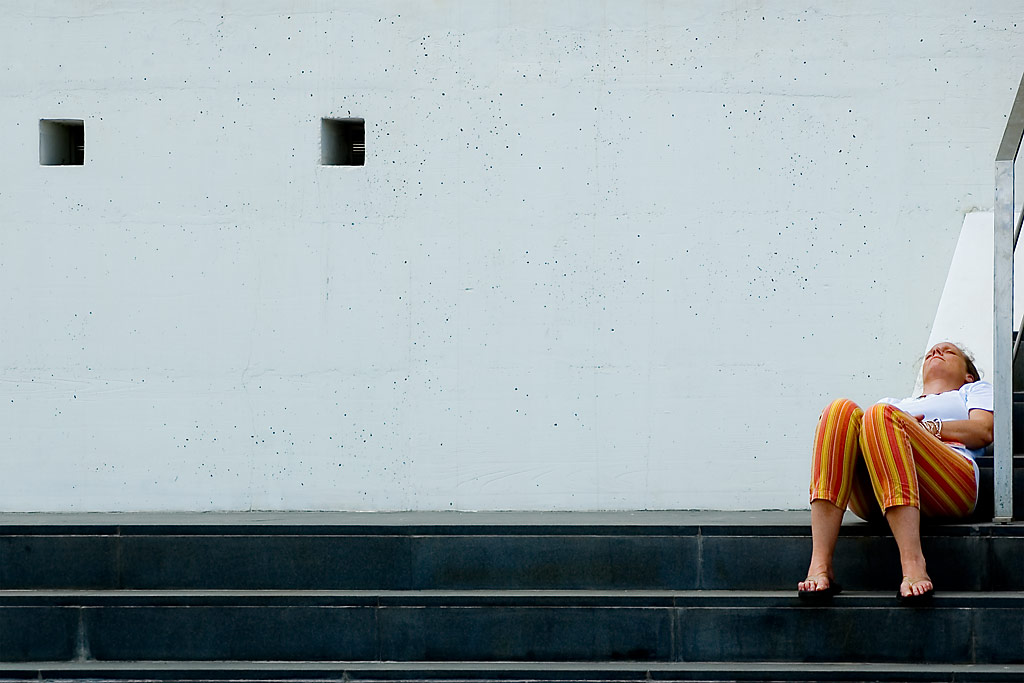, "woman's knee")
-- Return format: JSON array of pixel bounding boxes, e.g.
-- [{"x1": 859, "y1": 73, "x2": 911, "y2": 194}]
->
[
  {"x1": 862, "y1": 403, "x2": 902, "y2": 432},
  {"x1": 859, "y1": 403, "x2": 913, "y2": 465},
  {"x1": 817, "y1": 399, "x2": 864, "y2": 429},
  {"x1": 814, "y1": 399, "x2": 864, "y2": 451},
  {"x1": 820, "y1": 398, "x2": 861, "y2": 417}
]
